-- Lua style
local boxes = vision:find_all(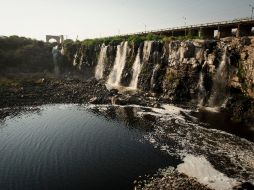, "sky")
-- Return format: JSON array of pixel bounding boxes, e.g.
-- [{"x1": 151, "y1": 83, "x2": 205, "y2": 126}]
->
[{"x1": 0, "y1": 0, "x2": 253, "y2": 41}]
